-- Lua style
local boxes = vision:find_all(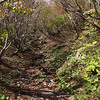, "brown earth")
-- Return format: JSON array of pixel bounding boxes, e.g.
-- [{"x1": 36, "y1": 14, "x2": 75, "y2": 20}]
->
[{"x1": 0, "y1": 37, "x2": 71, "y2": 100}]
